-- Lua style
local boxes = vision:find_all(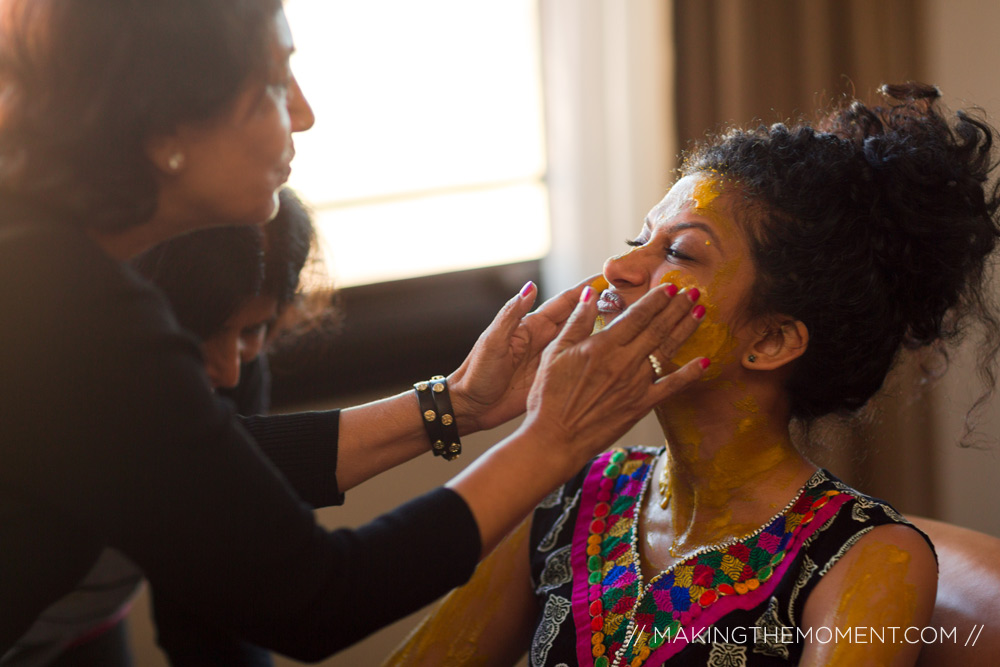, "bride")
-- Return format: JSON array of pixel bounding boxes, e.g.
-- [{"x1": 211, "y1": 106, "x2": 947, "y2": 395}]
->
[{"x1": 385, "y1": 82, "x2": 1000, "y2": 666}]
